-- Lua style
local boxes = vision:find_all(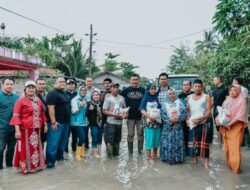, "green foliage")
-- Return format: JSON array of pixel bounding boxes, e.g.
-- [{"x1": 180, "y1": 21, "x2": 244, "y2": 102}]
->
[
  {"x1": 0, "y1": 34, "x2": 96, "y2": 79},
  {"x1": 195, "y1": 31, "x2": 218, "y2": 54},
  {"x1": 101, "y1": 53, "x2": 121, "y2": 72},
  {"x1": 209, "y1": 36, "x2": 250, "y2": 88},
  {"x1": 140, "y1": 76, "x2": 151, "y2": 88},
  {"x1": 101, "y1": 53, "x2": 139, "y2": 80},
  {"x1": 167, "y1": 0, "x2": 249, "y2": 87},
  {"x1": 168, "y1": 44, "x2": 193, "y2": 74},
  {"x1": 213, "y1": 0, "x2": 250, "y2": 38},
  {"x1": 120, "y1": 62, "x2": 139, "y2": 79}
]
